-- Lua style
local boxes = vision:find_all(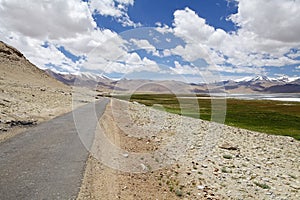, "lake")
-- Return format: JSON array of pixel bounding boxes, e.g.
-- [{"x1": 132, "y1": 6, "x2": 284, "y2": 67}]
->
[{"x1": 178, "y1": 93, "x2": 300, "y2": 102}]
